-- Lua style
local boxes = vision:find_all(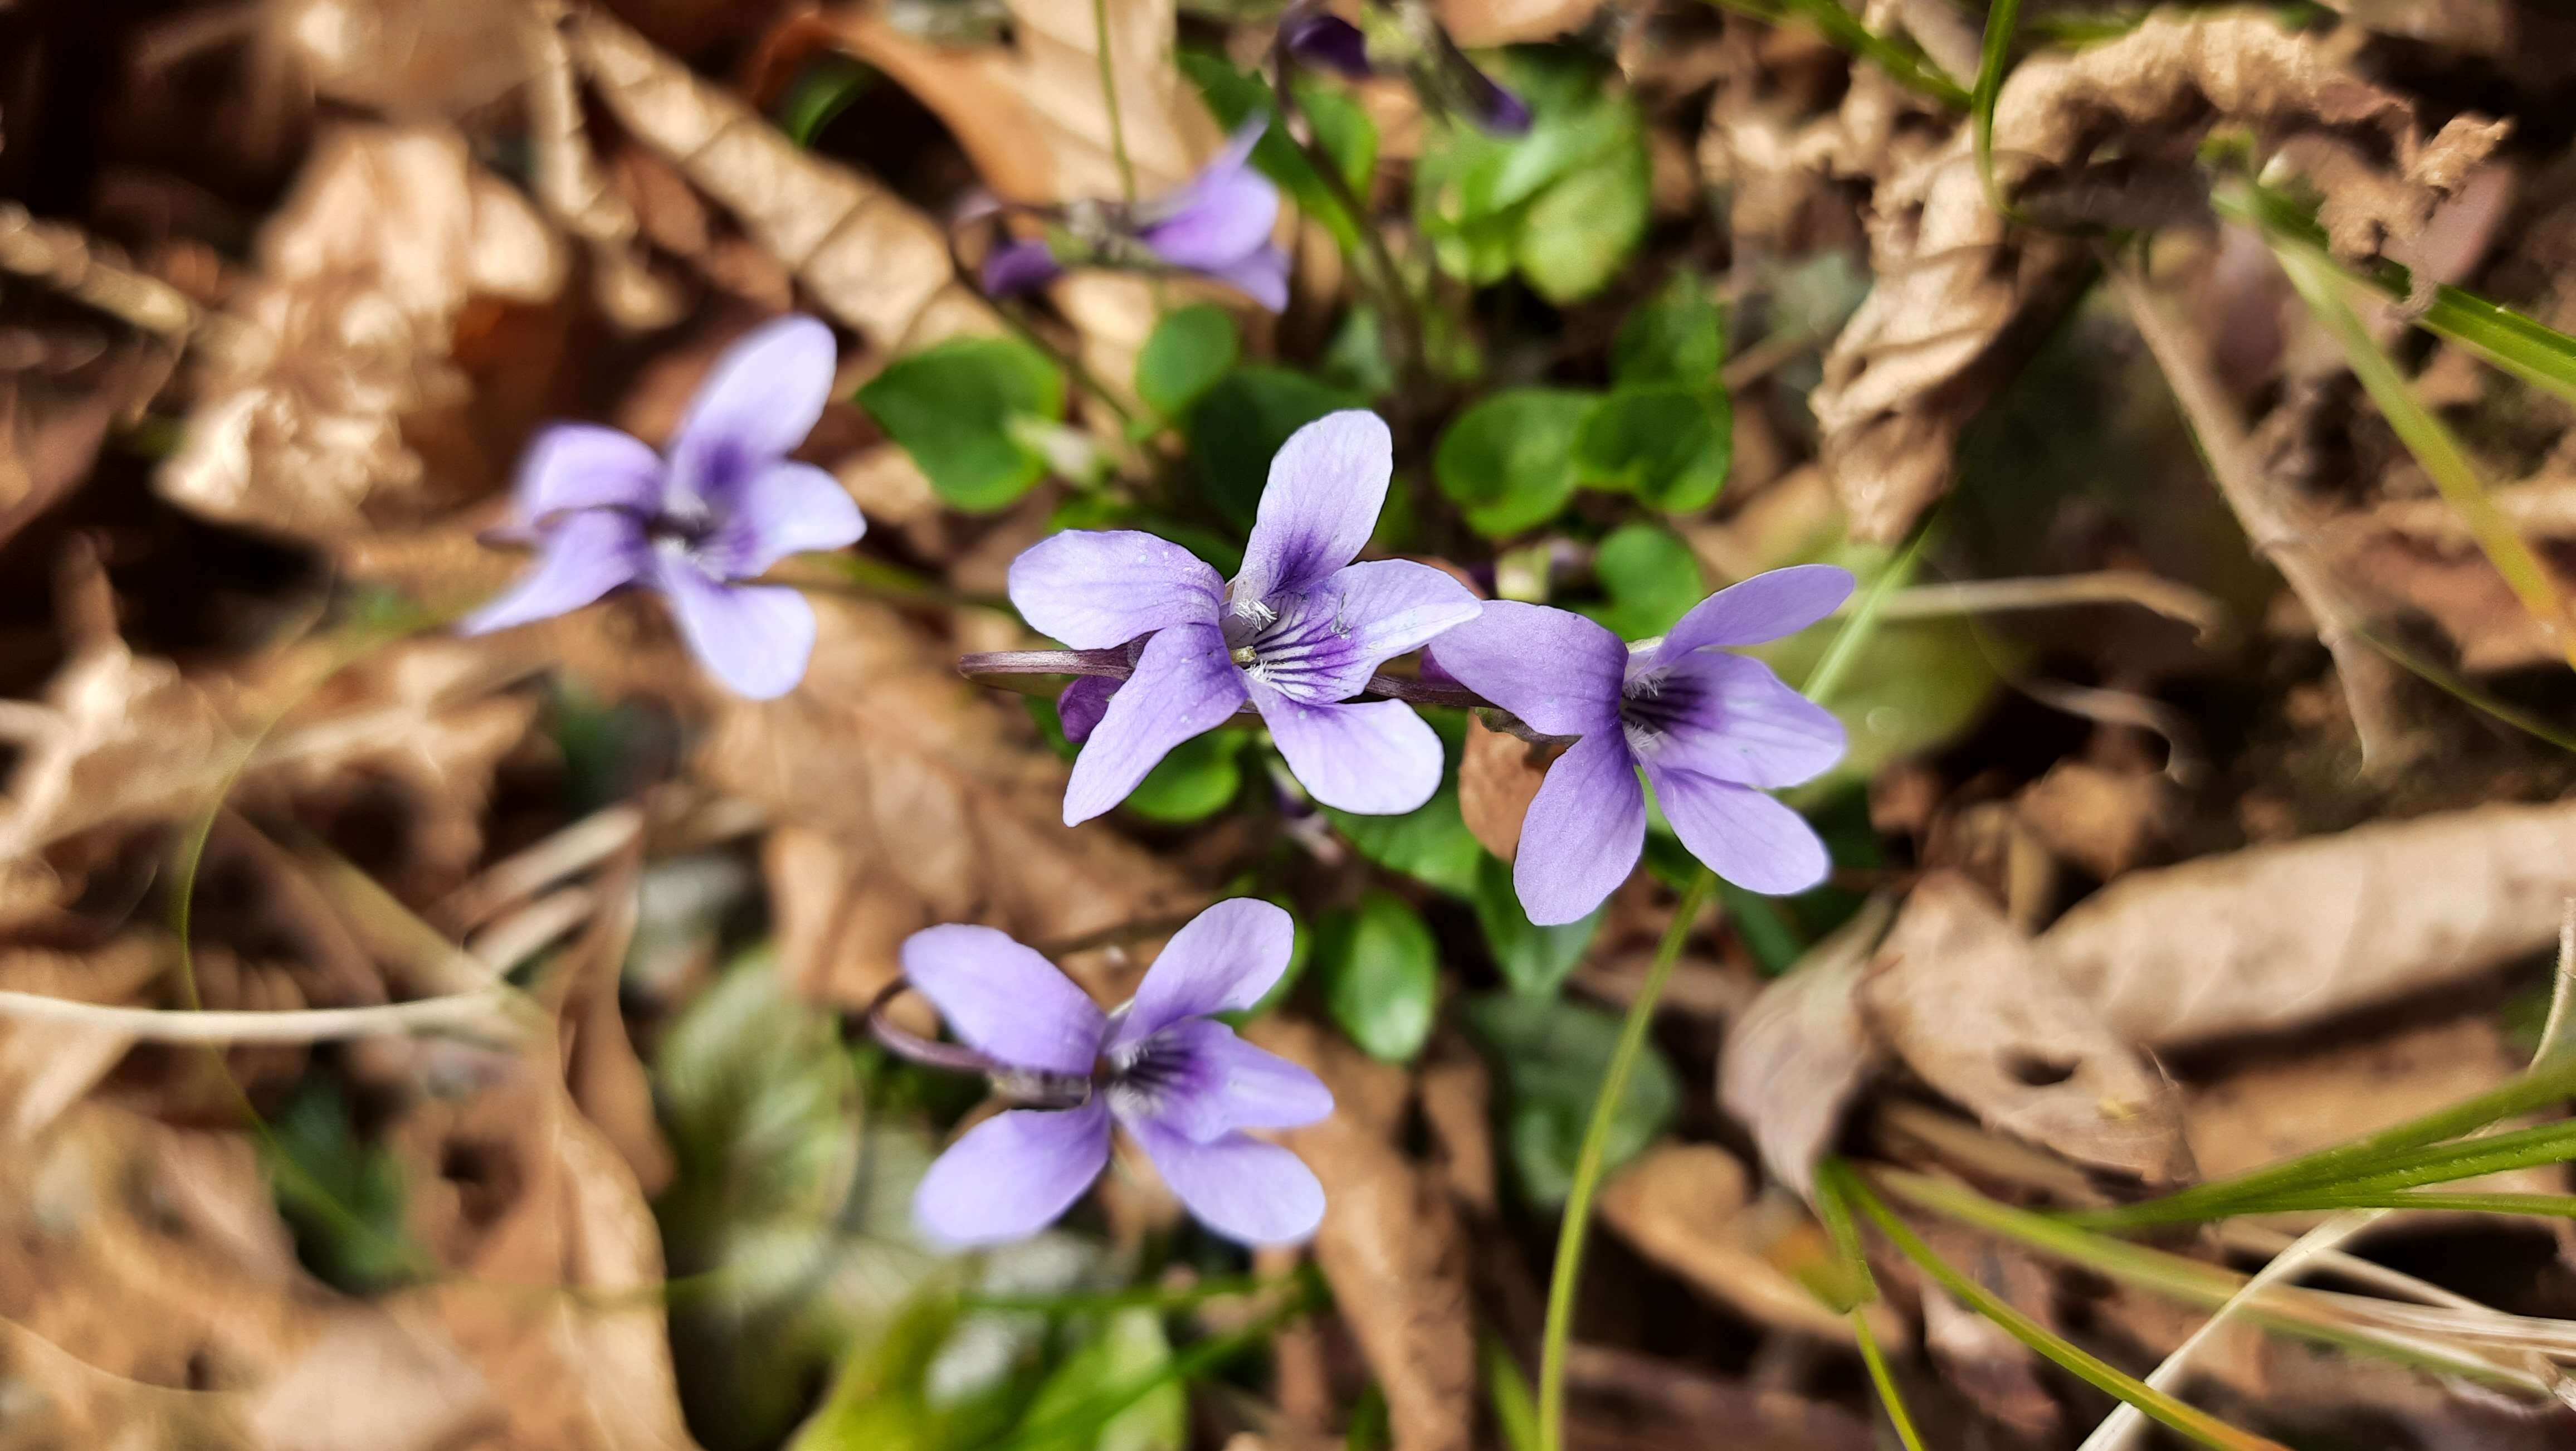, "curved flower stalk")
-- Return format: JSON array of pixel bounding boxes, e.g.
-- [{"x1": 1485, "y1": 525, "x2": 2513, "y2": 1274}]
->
[
  {"x1": 1428, "y1": 566, "x2": 1856, "y2": 923},
  {"x1": 461, "y1": 315, "x2": 864, "y2": 699},
  {"x1": 897, "y1": 899, "x2": 1333, "y2": 1247},
  {"x1": 1280, "y1": 2, "x2": 1533, "y2": 138},
  {"x1": 1009, "y1": 410, "x2": 1482, "y2": 824},
  {"x1": 982, "y1": 119, "x2": 1292, "y2": 312}
]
